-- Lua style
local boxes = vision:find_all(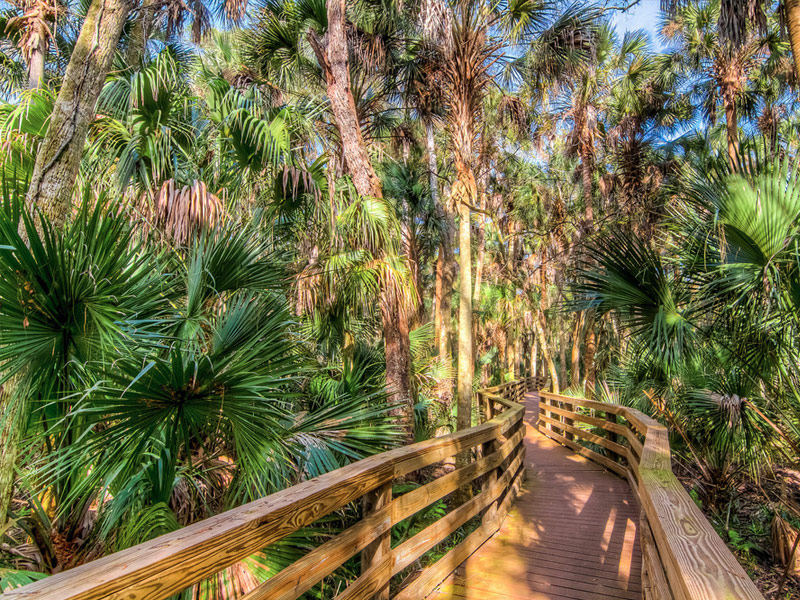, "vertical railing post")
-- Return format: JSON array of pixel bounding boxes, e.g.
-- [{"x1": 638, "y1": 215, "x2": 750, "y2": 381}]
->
[{"x1": 361, "y1": 481, "x2": 392, "y2": 600}]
